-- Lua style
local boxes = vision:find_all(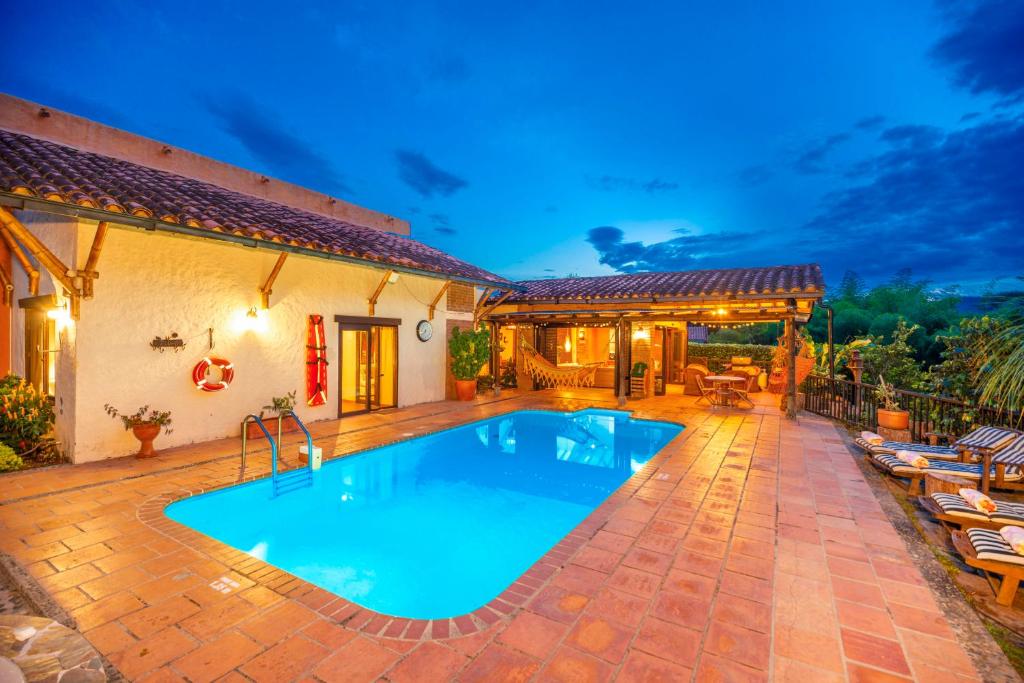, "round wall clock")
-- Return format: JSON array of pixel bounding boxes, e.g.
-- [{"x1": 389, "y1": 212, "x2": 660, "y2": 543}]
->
[{"x1": 416, "y1": 319, "x2": 433, "y2": 342}]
